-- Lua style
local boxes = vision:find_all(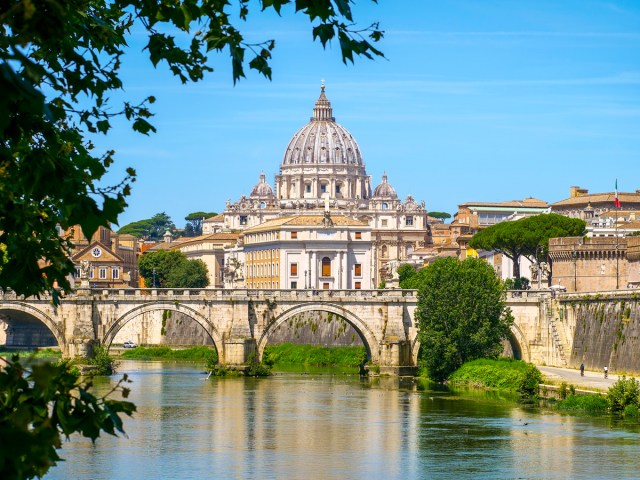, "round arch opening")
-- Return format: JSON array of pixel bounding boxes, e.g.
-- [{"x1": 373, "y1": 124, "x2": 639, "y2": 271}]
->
[
  {"x1": 257, "y1": 304, "x2": 378, "y2": 364},
  {"x1": 0, "y1": 307, "x2": 62, "y2": 350},
  {"x1": 103, "y1": 304, "x2": 222, "y2": 363}
]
